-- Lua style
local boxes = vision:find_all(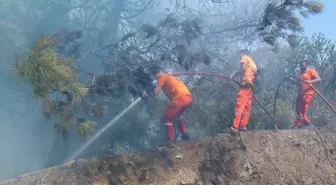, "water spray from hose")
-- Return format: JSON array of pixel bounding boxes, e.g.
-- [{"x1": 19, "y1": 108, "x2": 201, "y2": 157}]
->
[
  {"x1": 67, "y1": 71, "x2": 336, "y2": 162},
  {"x1": 66, "y1": 97, "x2": 142, "y2": 162}
]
